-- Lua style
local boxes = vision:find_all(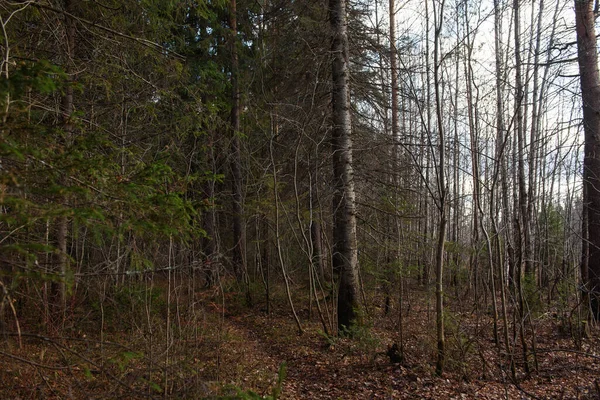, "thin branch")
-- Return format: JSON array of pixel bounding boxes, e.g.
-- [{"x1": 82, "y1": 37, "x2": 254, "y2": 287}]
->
[
  {"x1": 30, "y1": 2, "x2": 185, "y2": 61},
  {"x1": 0, "y1": 349, "x2": 70, "y2": 370}
]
